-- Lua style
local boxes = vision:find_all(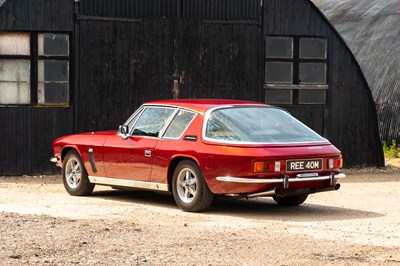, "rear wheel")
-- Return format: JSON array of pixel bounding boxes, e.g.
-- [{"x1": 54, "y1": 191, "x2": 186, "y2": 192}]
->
[
  {"x1": 62, "y1": 150, "x2": 95, "y2": 196},
  {"x1": 273, "y1": 194, "x2": 308, "y2": 206},
  {"x1": 172, "y1": 160, "x2": 214, "y2": 212}
]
